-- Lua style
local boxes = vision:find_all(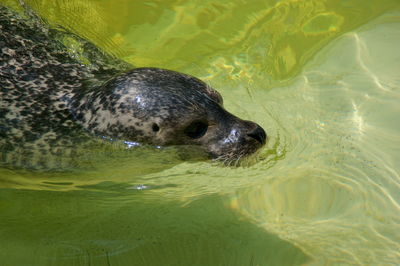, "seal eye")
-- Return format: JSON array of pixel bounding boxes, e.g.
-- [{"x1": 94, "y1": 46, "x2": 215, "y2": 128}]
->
[
  {"x1": 184, "y1": 121, "x2": 208, "y2": 139},
  {"x1": 152, "y1": 123, "x2": 160, "y2": 132}
]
